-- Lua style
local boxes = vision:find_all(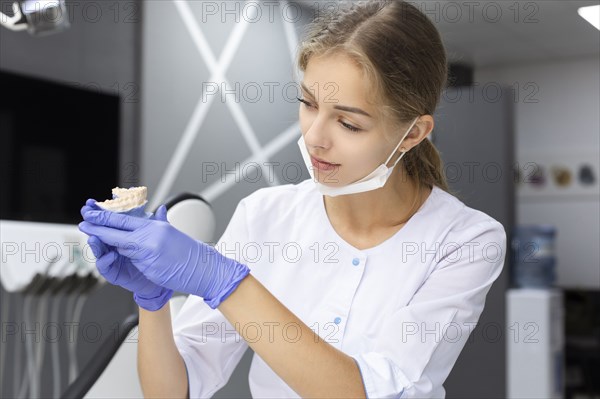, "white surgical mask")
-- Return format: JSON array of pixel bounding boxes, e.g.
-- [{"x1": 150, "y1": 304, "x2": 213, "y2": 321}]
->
[{"x1": 297, "y1": 116, "x2": 420, "y2": 197}]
